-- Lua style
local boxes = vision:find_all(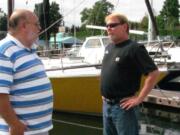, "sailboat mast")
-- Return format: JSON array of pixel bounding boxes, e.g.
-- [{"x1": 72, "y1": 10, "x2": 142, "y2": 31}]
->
[
  {"x1": 148, "y1": 0, "x2": 155, "y2": 42},
  {"x1": 8, "y1": 0, "x2": 14, "y2": 18},
  {"x1": 7, "y1": 0, "x2": 14, "y2": 29},
  {"x1": 145, "y1": 0, "x2": 159, "y2": 41}
]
